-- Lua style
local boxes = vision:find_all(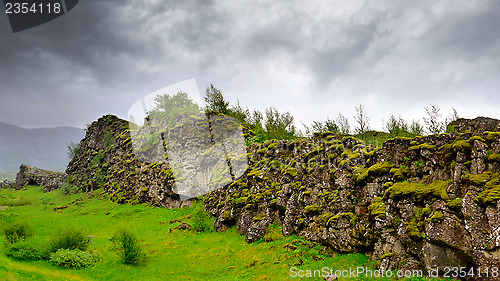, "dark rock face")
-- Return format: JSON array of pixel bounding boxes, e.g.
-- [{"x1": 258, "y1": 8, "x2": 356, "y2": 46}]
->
[
  {"x1": 205, "y1": 130, "x2": 500, "y2": 280},
  {"x1": 450, "y1": 117, "x2": 500, "y2": 133},
  {"x1": 15, "y1": 164, "x2": 66, "y2": 192},
  {"x1": 66, "y1": 113, "x2": 249, "y2": 207},
  {"x1": 65, "y1": 114, "x2": 500, "y2": 279},
  {"x1": 65, "y1": 114, "x2": 184, "y2": 208}
]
